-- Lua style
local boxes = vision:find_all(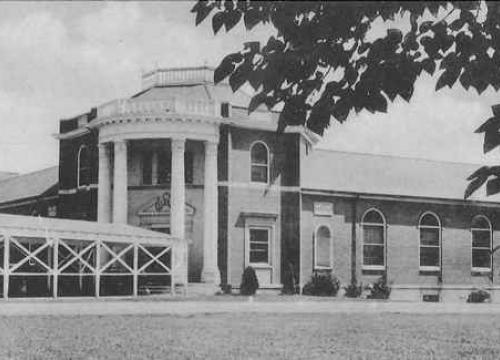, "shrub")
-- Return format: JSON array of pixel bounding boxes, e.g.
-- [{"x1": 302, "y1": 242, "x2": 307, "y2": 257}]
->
[
  {"x1": 302, "y1": 272, "x2": 340, "y2": 296},
  {"x1": 240, "y1": 266, "x2": 259, "y2": 295},
  {"x1": 467, "y1": 289, "x2": 491, "y2": 303},
  {"x1": 221, "y1": 283, "x2": 232, "y2": 295},
  {"x1": 367, "y1": 274, "x2": 391, "y2": 299},
  {"x1": 344, "y1": 282, "x2": 363, "y2": 298}
]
